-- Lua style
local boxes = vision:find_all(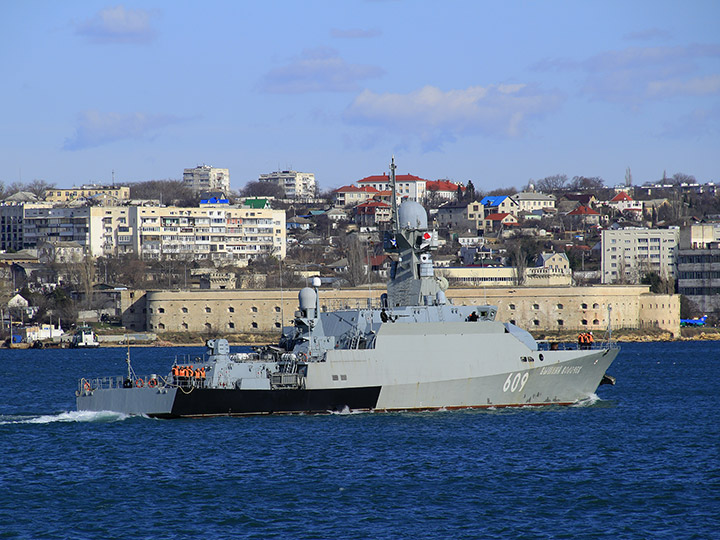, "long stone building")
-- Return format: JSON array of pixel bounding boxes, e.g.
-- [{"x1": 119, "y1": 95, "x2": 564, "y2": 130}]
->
[{"x1": 134, "y1": 285, "x2": 679, "y2": 337}]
